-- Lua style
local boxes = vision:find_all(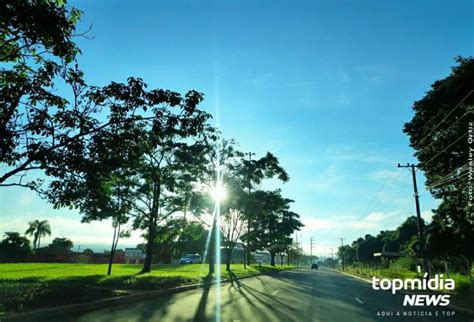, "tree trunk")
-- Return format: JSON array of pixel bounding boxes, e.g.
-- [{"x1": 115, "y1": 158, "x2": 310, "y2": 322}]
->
[
  {"x1": 34, "y1": 232, "x2": 39, "y2": 249},
  {"x1": 242, "y1": 244, "x2": 247, "y2": 269},
  {"x1": 443, "y1": 257, "x2": 449, "y2": 278},
  {"x1": 107, "y1": 224, "x2": 120, "y2": 275},
  {"x1": 141, "y1": 218, "x2": 156, "y2": 273},
  {"x1": 280, "y1": 253, "x2": 283, "y2": 266},
  {"x1": 287, "y1": 247, "x2": 290, "y2": 266},
  {"x1": 225, "y1": 247, "x2": 233, "y2": 271},
  {"x1": 208, "y1": 216, "x2": 216, "y2": 274},
  {"x1": 270, "y1": 252, "x2": 275, "y2": 266},
  {"x1": 461, "y1": 255, "x2": 471, "y2": 277}
]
